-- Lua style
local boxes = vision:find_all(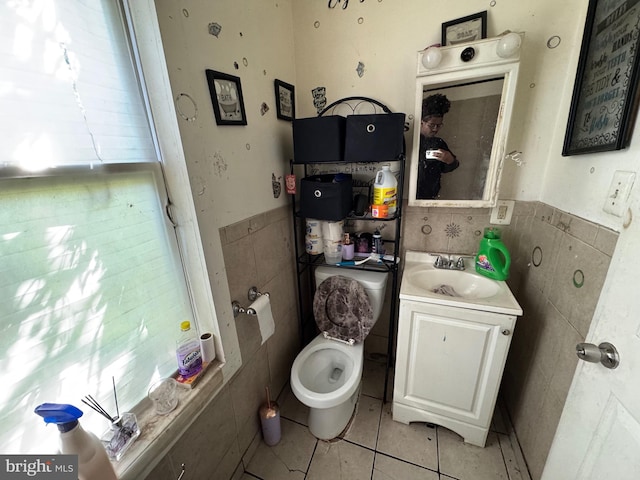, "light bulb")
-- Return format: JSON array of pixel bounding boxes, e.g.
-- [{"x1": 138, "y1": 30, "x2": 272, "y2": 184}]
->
[
  {"x1": 421, "y1": 47, "x2": 442, "y2": 69},
  {"x1": 496, "y1": 32, "x2": 521, "y2": 58}
]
